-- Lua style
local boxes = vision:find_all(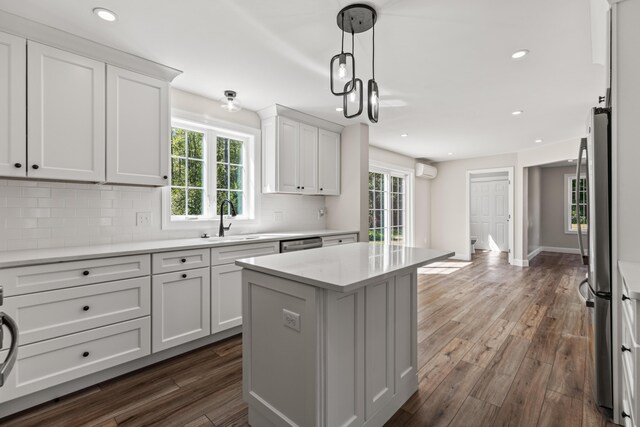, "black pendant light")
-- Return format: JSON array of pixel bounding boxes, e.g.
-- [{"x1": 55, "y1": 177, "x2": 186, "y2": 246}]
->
[{"x1": 329, "y1": 3, "x2": 379, "y2": 123}]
